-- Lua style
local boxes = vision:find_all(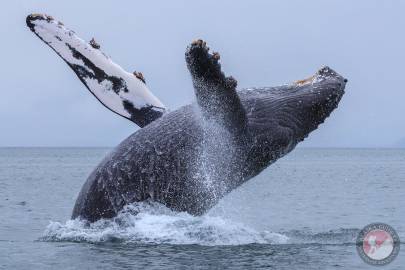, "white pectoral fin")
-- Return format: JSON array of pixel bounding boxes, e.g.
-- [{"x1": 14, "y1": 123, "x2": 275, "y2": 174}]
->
[{"x1": 26, "y1": 14, "x2": 166, "y2": 127}]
